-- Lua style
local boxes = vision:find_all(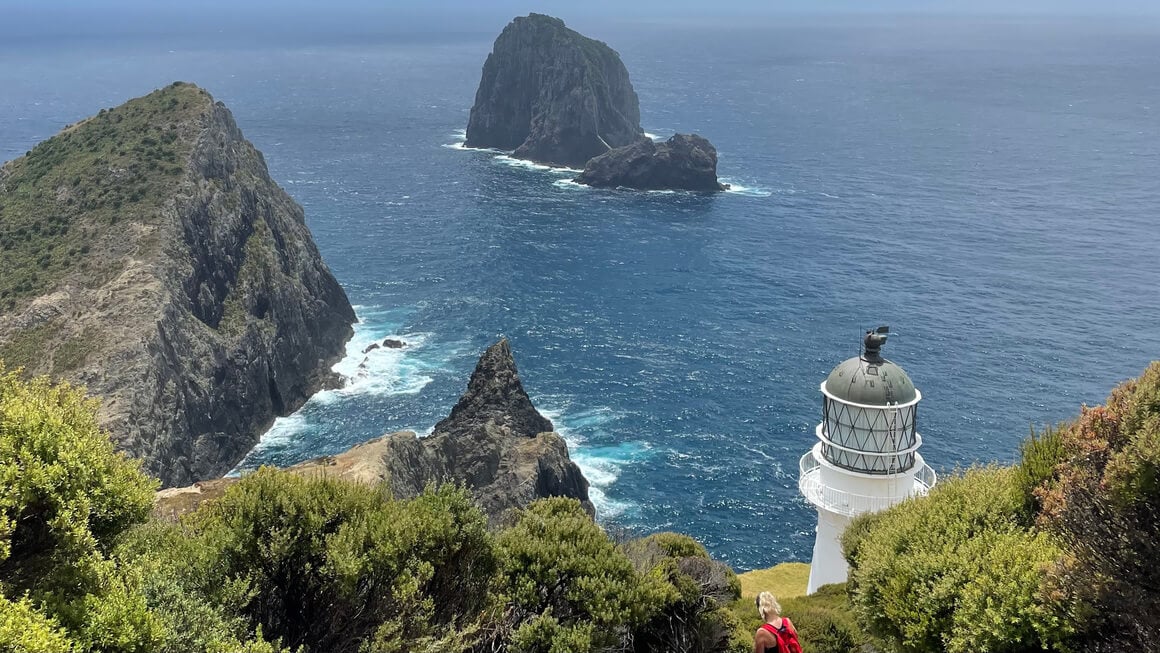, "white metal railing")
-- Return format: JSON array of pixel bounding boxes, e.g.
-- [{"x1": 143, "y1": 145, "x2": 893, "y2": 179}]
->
[{"x1": 799, "y1": 451, "x2": 937, "y2": 518}]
